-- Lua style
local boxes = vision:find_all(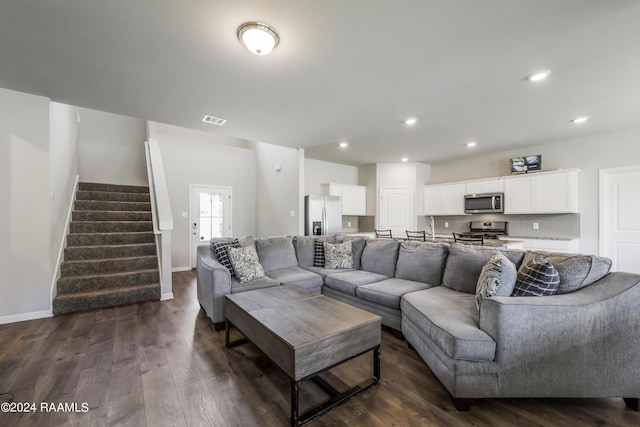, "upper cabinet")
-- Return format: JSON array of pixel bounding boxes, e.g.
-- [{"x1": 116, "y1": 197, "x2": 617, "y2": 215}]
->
[
  {"x1": 465, "y1": 179, "x2": 504, "y2": 195},
  {"x1": 424, "y1": 183, "x2": 467, "y2": 215},
  {"x1": 323, "y1": 183, "x2": 367, "y2": 215},
  {"x1": 504, "y1": 169, "x2": 579, "y2": 214}
]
